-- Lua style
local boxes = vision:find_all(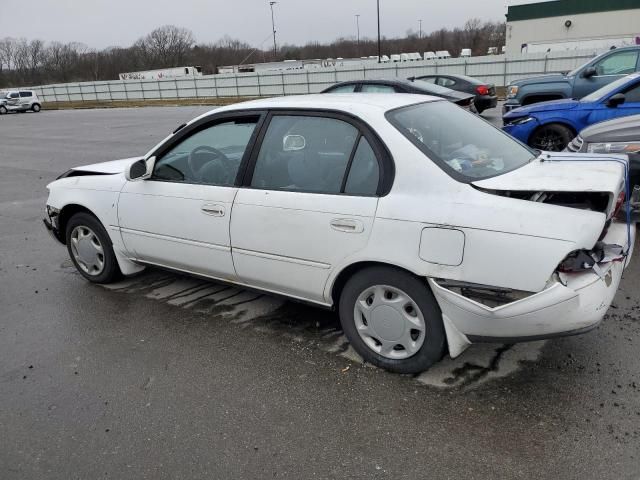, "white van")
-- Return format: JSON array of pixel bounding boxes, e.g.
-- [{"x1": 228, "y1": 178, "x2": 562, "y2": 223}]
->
[
  {"x1": 436, "y1": 50, "x2": 451, "y2": 59},
  {"x1": 460, "y1": 48, "x2": 472, "y2": 57},
  {"x1": 423, "y1": 51, "x2": 436, "y2": 60}
]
